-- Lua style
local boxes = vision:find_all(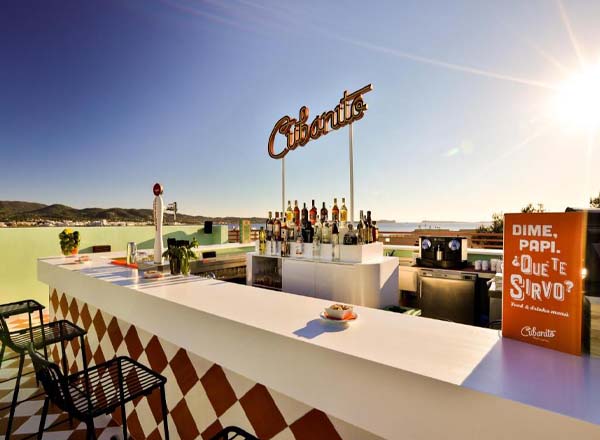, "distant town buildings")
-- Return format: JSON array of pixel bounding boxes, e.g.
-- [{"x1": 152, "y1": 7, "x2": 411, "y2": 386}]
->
[{"x1": 1, "y1": 219, "x2": 157, "y2": 228}]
